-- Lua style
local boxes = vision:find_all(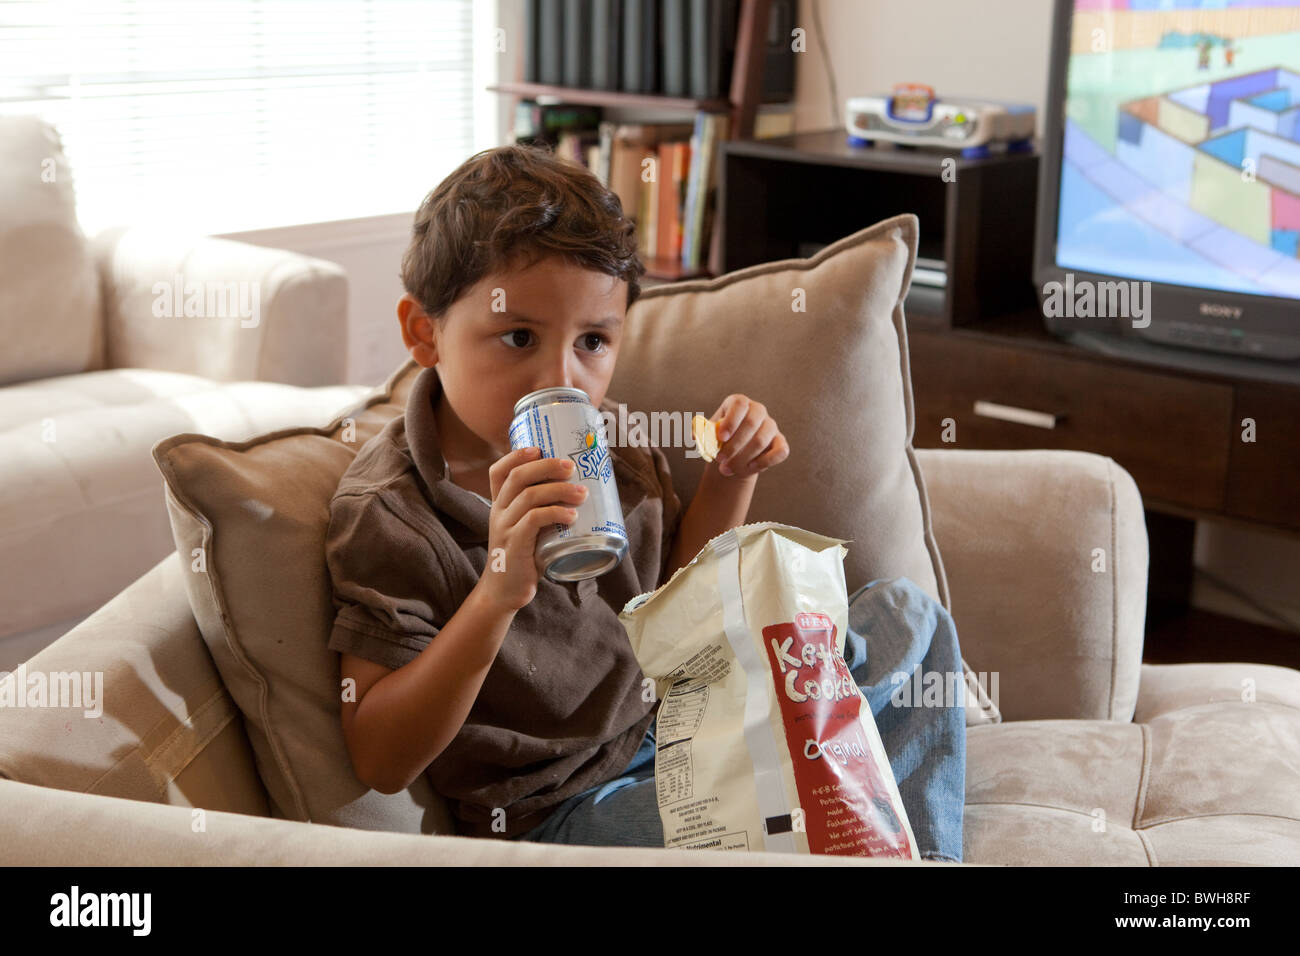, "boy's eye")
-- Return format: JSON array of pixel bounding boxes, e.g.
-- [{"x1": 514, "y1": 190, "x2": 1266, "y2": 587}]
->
[{"x1": 498, "y1": 329, "x2": 607, "y2": 352}]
